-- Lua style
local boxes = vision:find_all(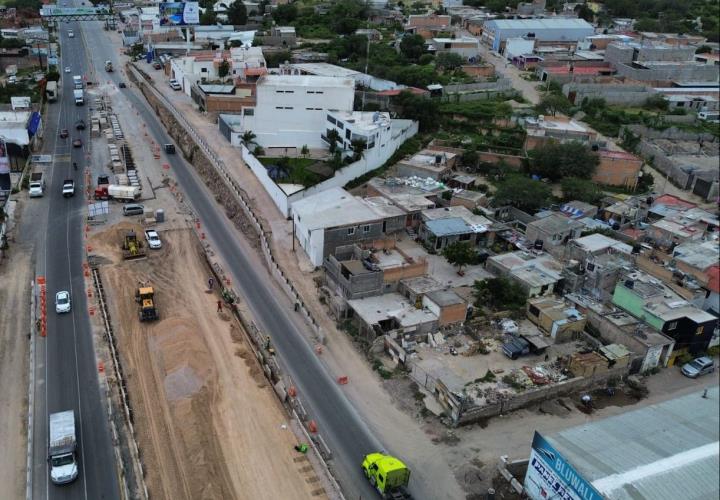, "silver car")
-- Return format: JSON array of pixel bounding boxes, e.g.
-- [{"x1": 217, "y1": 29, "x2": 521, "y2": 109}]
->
[
  {"x1": 55, "y1": 291, "x2": 71, "y2": 314},
  {"x1": 681, "y1": 357, "x2": 715, "y2": 378}
]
